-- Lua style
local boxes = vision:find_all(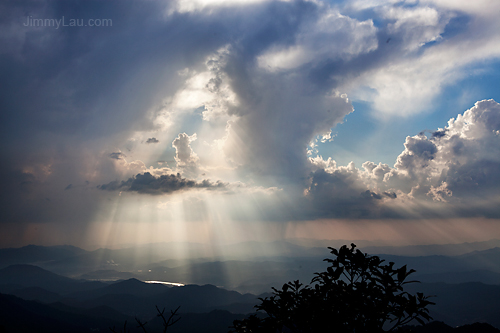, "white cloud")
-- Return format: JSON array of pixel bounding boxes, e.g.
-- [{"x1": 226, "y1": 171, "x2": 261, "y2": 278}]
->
[
  {"x1": 306, "y1": 99, "x2": 500, "y2": 218},
  {"x1": 420, "y1": 0, "x2": 500, "y2": 17},
  {"x1": 344, "y1": 1, "x2": 500, "y2": 117},
  {"x1": 172, "y1": 133, "x2": 201, "y2": 178},
  {"x1": 170, "y1": 0, "x2": 270, "y2": 14},
  {"x1": 382, "y1": 6, "x2": 445, "y2": 51},
  {"x1": 257, "y1": 9, "x2": 378, "y2": 71}
]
